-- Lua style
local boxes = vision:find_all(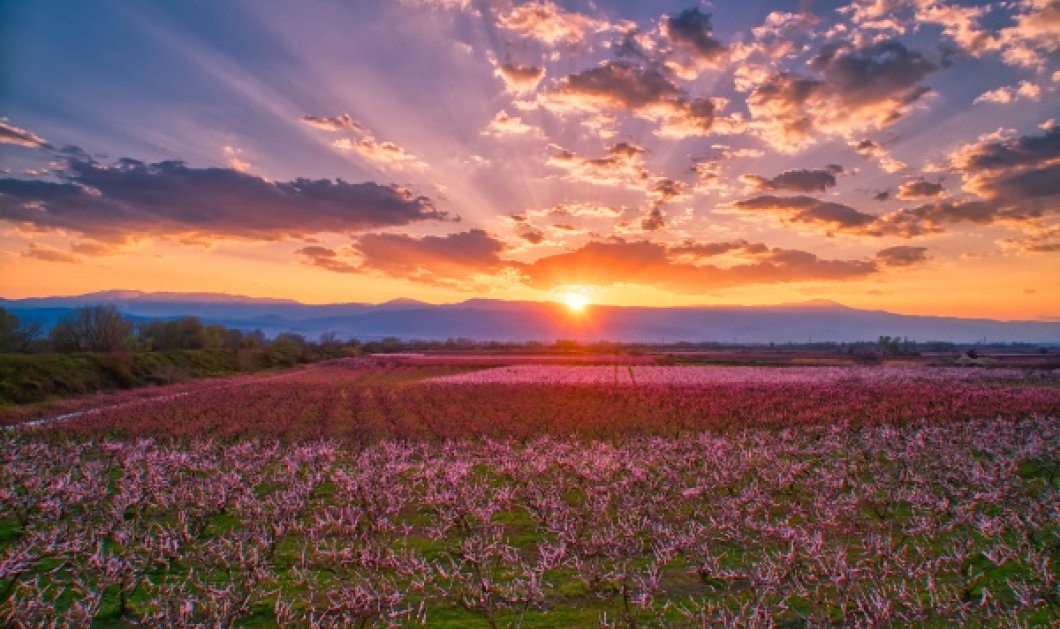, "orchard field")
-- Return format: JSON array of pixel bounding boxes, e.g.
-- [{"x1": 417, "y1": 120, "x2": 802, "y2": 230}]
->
[{"x1": 1, "y1": 359, "x2": 1058, "y2": 627}]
